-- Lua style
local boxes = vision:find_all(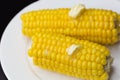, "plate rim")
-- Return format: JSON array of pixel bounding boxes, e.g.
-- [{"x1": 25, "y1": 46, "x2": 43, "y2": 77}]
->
[{"x1": 0, "y1": 1, "x2": 39, "y2": 80}]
